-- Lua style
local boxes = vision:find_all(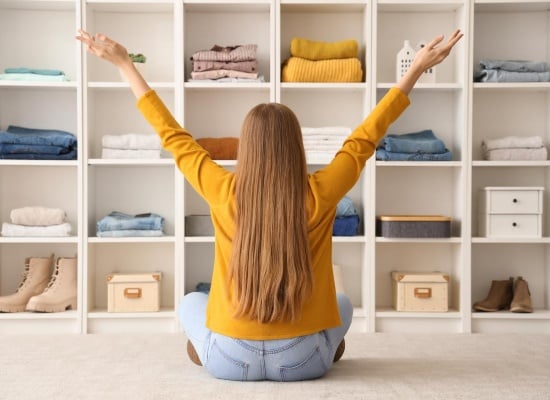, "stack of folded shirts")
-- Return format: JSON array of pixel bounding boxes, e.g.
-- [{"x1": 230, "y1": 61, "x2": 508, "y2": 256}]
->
[
  {"x1": 376, "y1": 129, "x2": 452, "y2": 161},
  {"x1": 0, "y1": 125, "x2": 77, "y2": 160},
  {"x1": 301, "y1": 126, "x2": 351, "y2": 163},
  {"x1": 482, "y1": 136, "x2": 547, "y2": 161},
  {"x1": 0, "y1": 67, "x2": 69, "y2": 82},
  {"x1": 474, "y1": 60, "x2": 550, "y2": 83},
  {"x1": 101, "y1": 133, "x2": 161, "y2": 159},
  {"x1": 333, "y1": 196, "x2": 360, "y2": 236},
  {"x1": 189, "y1": 44, "x2": 263, "y2": 82},
  {"x1": 1, "y1": 206, "x2": 71, "y2": 237},
  {"x1": 282, "y1": 38, "x2": 363, "y2": 82},
  {"x1": 96, "y1": 211, "x2": 164, "y2": 237}
]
